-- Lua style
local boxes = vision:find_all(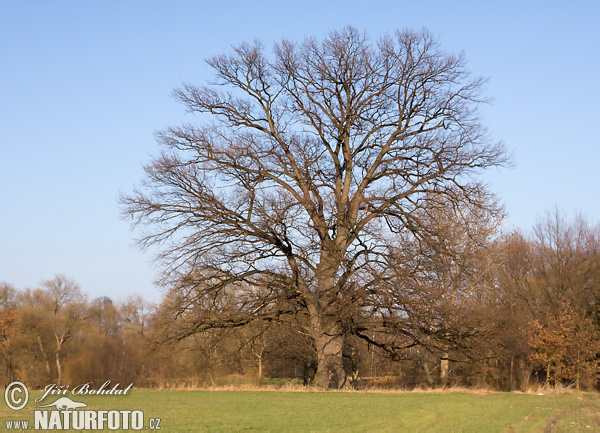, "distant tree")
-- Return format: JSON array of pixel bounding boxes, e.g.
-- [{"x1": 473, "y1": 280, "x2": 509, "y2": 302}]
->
[
  {"x1": 363, "y1": 194, "x2": 504, "y2": 386},
  {"x1": 0, "y1": 283, "x2": 17, "y2": 310},
  {"x1": 120, "y1": 295, "x2": 152, "y2": 337},
  {"x1": 122, "y1": 26, "x2": 508, "y2": 387},
  {"x1": 18, "y1": 275, "x2": 86, "y2": 385},
  {"x1": 0, "y1": 283, "x2": 18, "y2": 385},
  {"x1": 66, "y1": 295, "x2": 153, "y2": 386},
  {"x1": 525, "y1": 211, "x2": 599, "y2": 389},
  {"x1": 239, "y1": 322, "x2": 271, "y2": 383},
  {"x1": 529, "y1": 210, "x2": 598, "y2": 320},
  {"x1": 528, "y1": 299, "x2": 597, "y2": 390},
  {"x1": 89, "y1": 297, "x2": 120, "y2": 337},
  {"x1": 492, "y1": 231, "x2": 536, "y2": 390}
]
